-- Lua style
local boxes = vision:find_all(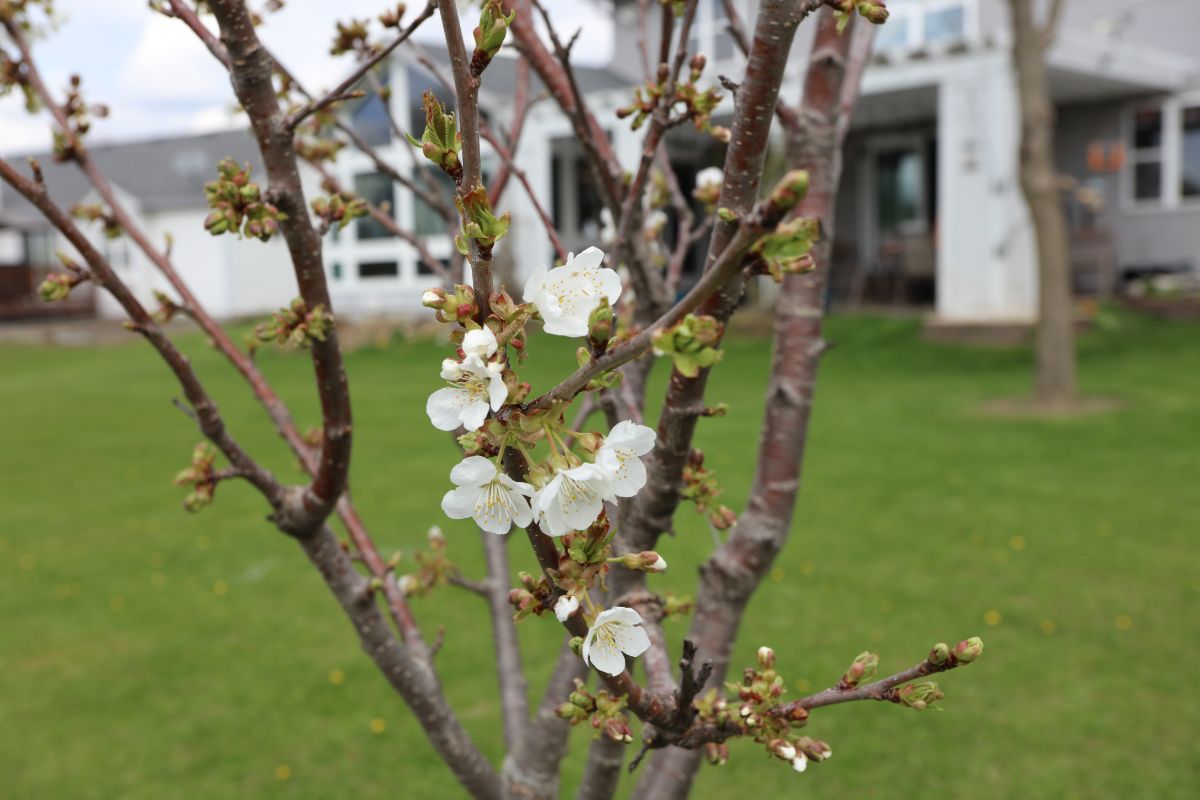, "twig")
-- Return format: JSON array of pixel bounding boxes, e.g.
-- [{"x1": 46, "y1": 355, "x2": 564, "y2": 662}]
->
[{"x1": 287, "y1": 1, "x2": 437, "y2": 129}]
